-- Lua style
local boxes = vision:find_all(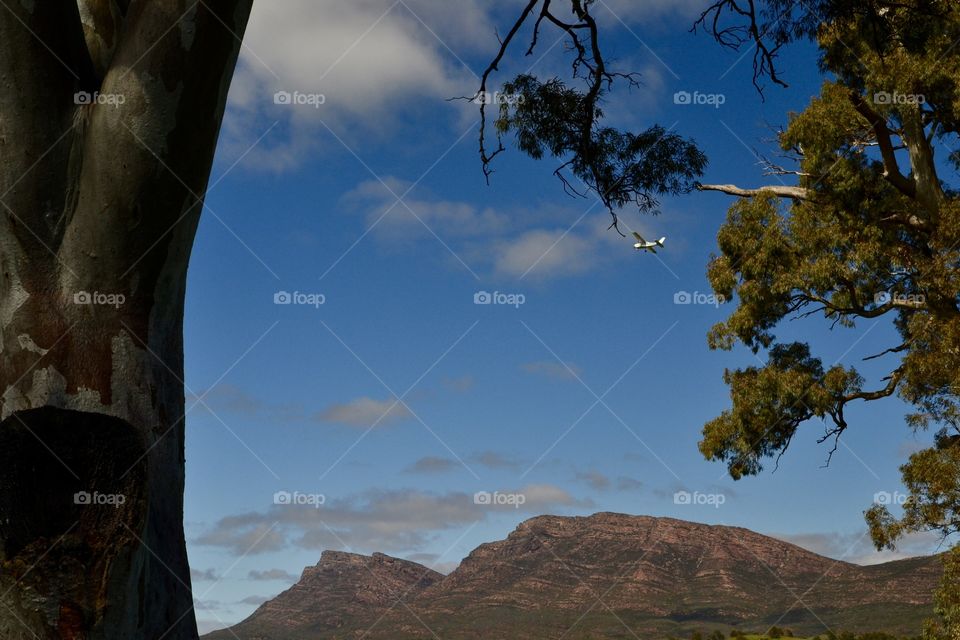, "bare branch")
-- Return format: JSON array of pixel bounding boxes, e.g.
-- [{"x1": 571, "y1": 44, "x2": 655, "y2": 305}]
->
[
  {"x1": 863, "y1": 342, "x2": 910, "y2": 361},
  {"x1": 693, "y1": 0, "x2": 789, "y2": 91},
  {"x1": 473, "y1": 0, "x2": 539, "y2": 180},
  {"x1": 697, "y1": 183, "x2": 811, "y2": 200},
  {"x1": 844, "y1": 368, "x2": 904, "y2": 402}
]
